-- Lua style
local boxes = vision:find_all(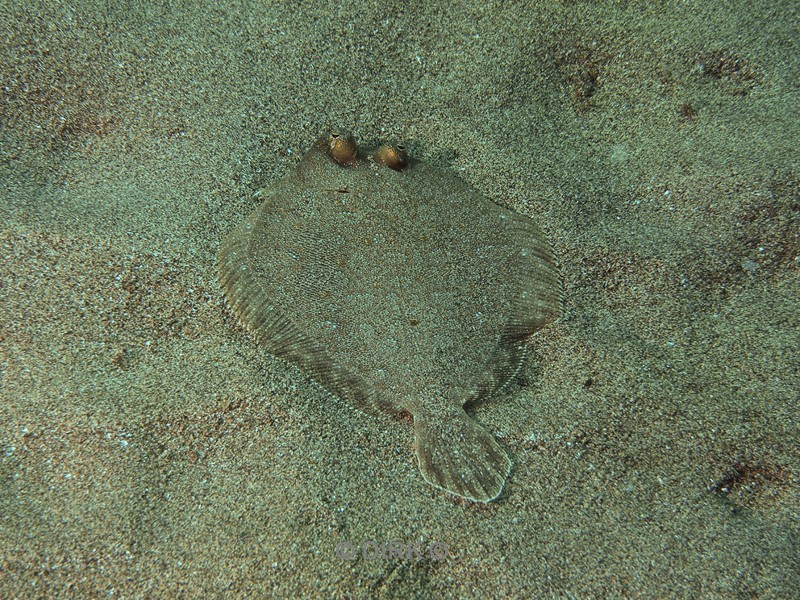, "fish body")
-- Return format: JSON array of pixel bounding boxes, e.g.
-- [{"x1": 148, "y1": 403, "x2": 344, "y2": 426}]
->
[{"x1": 218, "y1": 133, "x2": 560, "y2": 502}]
